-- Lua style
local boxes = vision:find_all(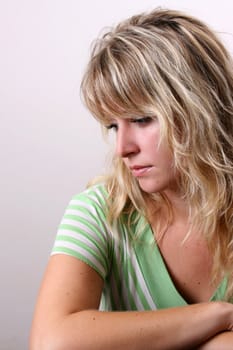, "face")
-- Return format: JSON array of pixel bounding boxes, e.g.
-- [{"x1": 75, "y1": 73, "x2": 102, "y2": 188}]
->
[{"x1": 107, "y1": 116, "x2": 179, "y2": 195}]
